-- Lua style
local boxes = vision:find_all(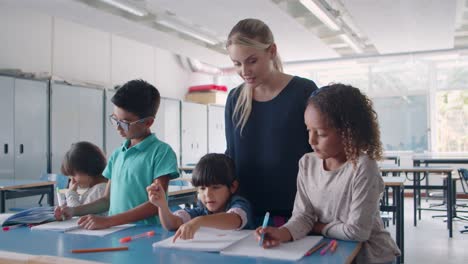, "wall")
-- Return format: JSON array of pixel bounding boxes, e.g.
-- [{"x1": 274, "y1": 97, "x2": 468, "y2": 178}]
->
[{"x1": 0, "y1": 6, "x2": 214, "y2": 100}]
